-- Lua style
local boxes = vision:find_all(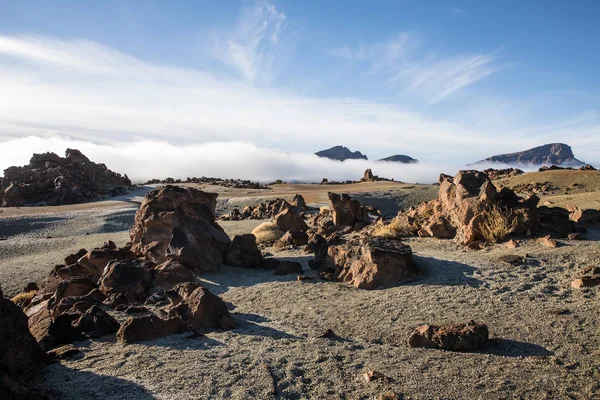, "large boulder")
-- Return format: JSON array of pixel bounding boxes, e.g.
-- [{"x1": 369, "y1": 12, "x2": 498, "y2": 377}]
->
[
  {"x1": 0, "y1": 294, "x2": 48, "y2": 399},
  {"x1": 129, "y1": 186, "x2": 231, "y2": 271},
  {"x1": 98, "y1": 259, "x2": 154, "y2": 300},
  {"x1": 273, "y1": 206, "x2": 308, "y2": 232},
  {"x1": 225, "y1": 234, "x2": 263, "y2": 267},
  {"x1": 117, "y1": 314, "x2": 185, "y2": 343},
  {"x1": 292, "y1": 194, "x2": 307, "y2": 211},
  {"x1": 326, "y1": 236, "x2": 419, "y2": 289},
  {"x1": 173, "y1": 286, "x2": 231, "y2": 330},
  {"x1": 328, "y1": 192, "x2": 371, "y2": 231},
  {"x1": 48, "y1": 277, "x2": 97, "y2": 308},
  {"x1": 408, "y1": 321, "x2": 489, "y2": 351}
]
